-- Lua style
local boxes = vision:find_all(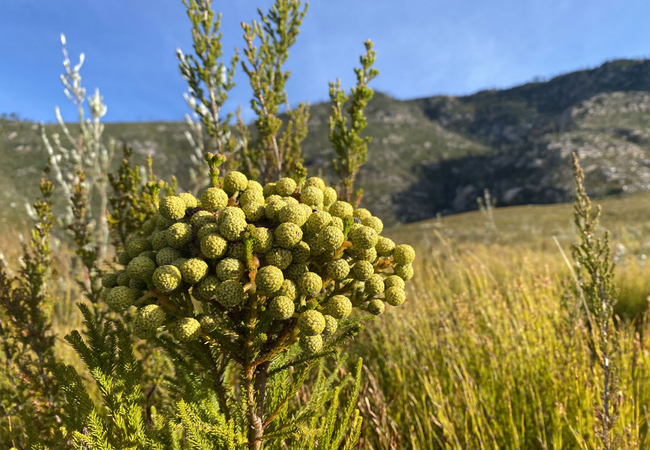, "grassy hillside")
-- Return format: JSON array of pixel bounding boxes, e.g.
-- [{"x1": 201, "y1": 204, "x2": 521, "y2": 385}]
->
[{"x1": 6, "y1": 58, "x2": 650, "y2": 229}]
